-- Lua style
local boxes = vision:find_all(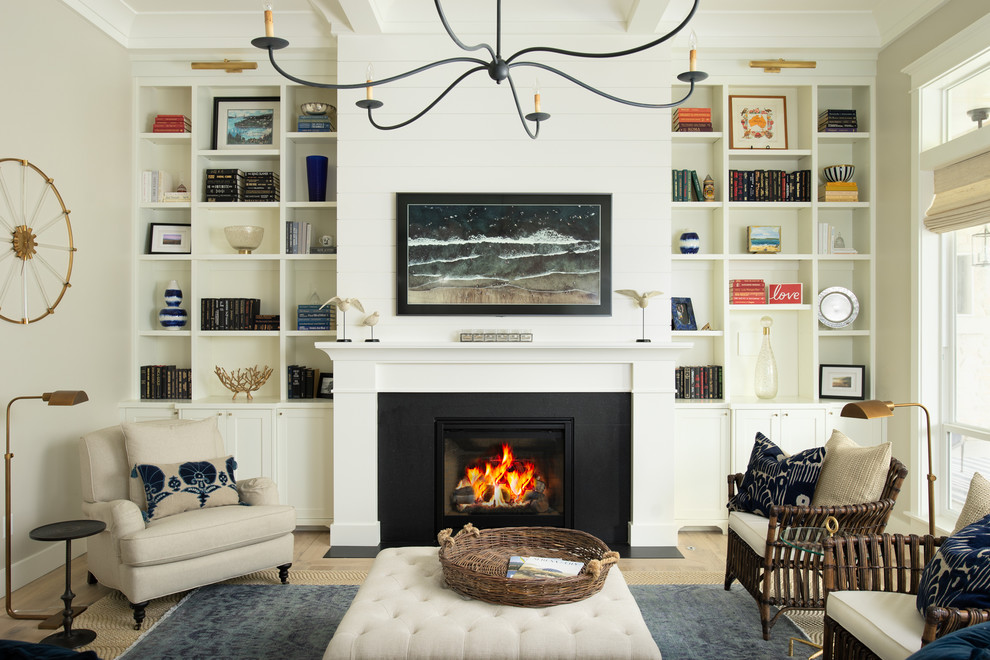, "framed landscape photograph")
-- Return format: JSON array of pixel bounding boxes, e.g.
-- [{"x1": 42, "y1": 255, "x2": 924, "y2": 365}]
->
[
  {"x1": 396, "y1": 193, "x2": 612, "y2": 316},
  {"x1": 148, "y1": 223, "x2": 191, "y2": 254},
  {"x1": 729, "y1": 95, "x2": 788, "y2": 150},
  {"x1": 748, "y1": 225, "x2": 782, "y2": 253},
  {"x1": 212, "y1": 96, "x2": 280, "y2": 150},
  {"x1": 819, "y1": 364, "x2": 865, "y2": 400},
  {"x1": 317, "y1": 373, "x2": 333, "y2": 399},
  {"x1": 671, "y1": 297, "x2": 697, "y2": 331}
]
